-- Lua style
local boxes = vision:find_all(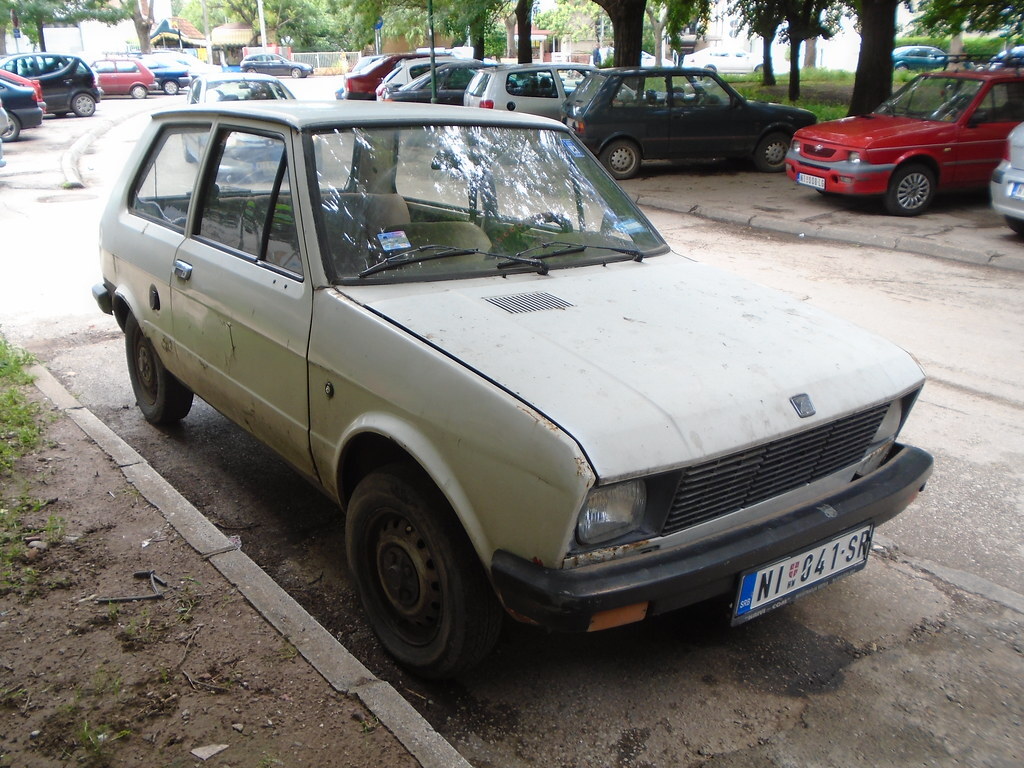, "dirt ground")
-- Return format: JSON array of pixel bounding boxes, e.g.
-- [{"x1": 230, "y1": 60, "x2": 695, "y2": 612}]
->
[{"x1": 0, "y1": 394, "x2": 418, "y2": 768}]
